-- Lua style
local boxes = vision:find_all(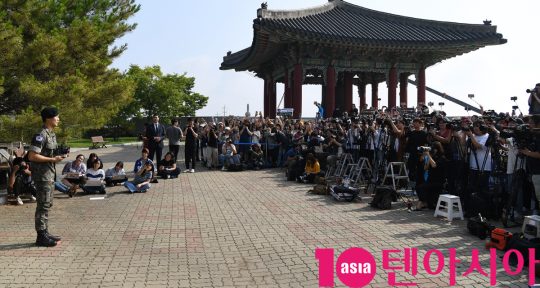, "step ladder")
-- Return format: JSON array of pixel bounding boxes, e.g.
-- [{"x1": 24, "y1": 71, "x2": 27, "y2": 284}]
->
[
  {"x1": 334, "y1": 153, "x2": 353, "y2": 177},
  {"x1": 382, "y1": 162, "x2": 410, "y2": 191},
  {"x1": 347, "y1": 157, "x2": 373, "y2": 186}
]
